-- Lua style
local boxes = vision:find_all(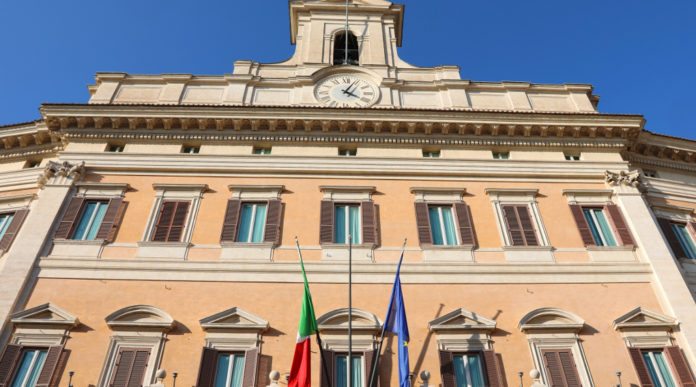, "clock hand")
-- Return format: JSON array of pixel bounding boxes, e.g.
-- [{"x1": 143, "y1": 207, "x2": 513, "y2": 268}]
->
[{"x1": 342, "y1": 80, "x2": 358, "y2": 94}]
